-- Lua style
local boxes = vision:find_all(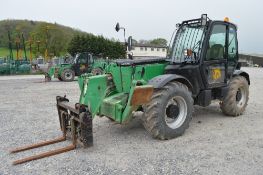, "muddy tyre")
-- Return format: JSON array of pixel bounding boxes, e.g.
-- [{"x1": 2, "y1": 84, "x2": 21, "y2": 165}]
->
[
  {"x1": 143, "y1": 82, "x2": 193, "y2": 140},
  {"x1": 220, "y1": 76, "x2": 249, "y2": 116},
  {"x1": 61, "y1": 69, "x2": 75, "y2": 82}
]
